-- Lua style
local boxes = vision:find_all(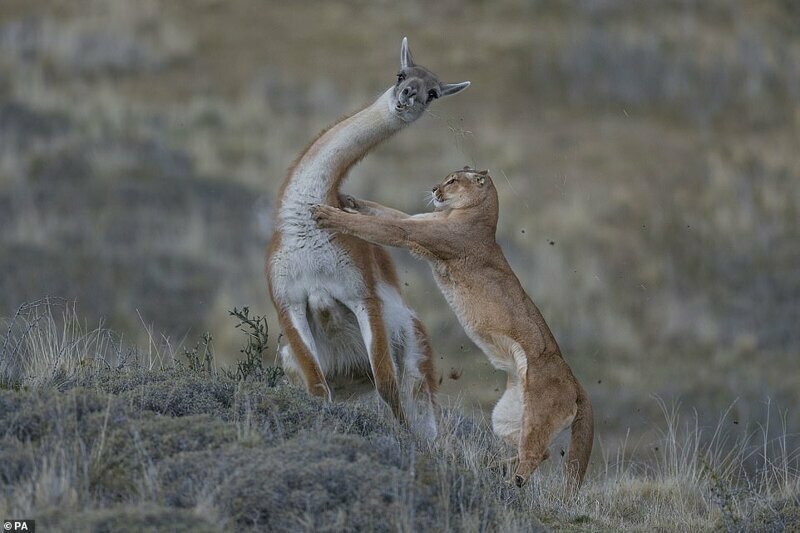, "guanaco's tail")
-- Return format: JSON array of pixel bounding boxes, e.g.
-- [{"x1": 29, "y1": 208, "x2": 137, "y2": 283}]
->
[{"x1": 566, "y1": 383, "x2": 594, "y2": 491}]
